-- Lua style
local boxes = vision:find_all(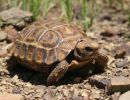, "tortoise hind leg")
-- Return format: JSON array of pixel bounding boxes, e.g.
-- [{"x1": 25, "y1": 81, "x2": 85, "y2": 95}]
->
[{"x1": 47, "y1": 60, "x2": 69, "y2": 85}]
